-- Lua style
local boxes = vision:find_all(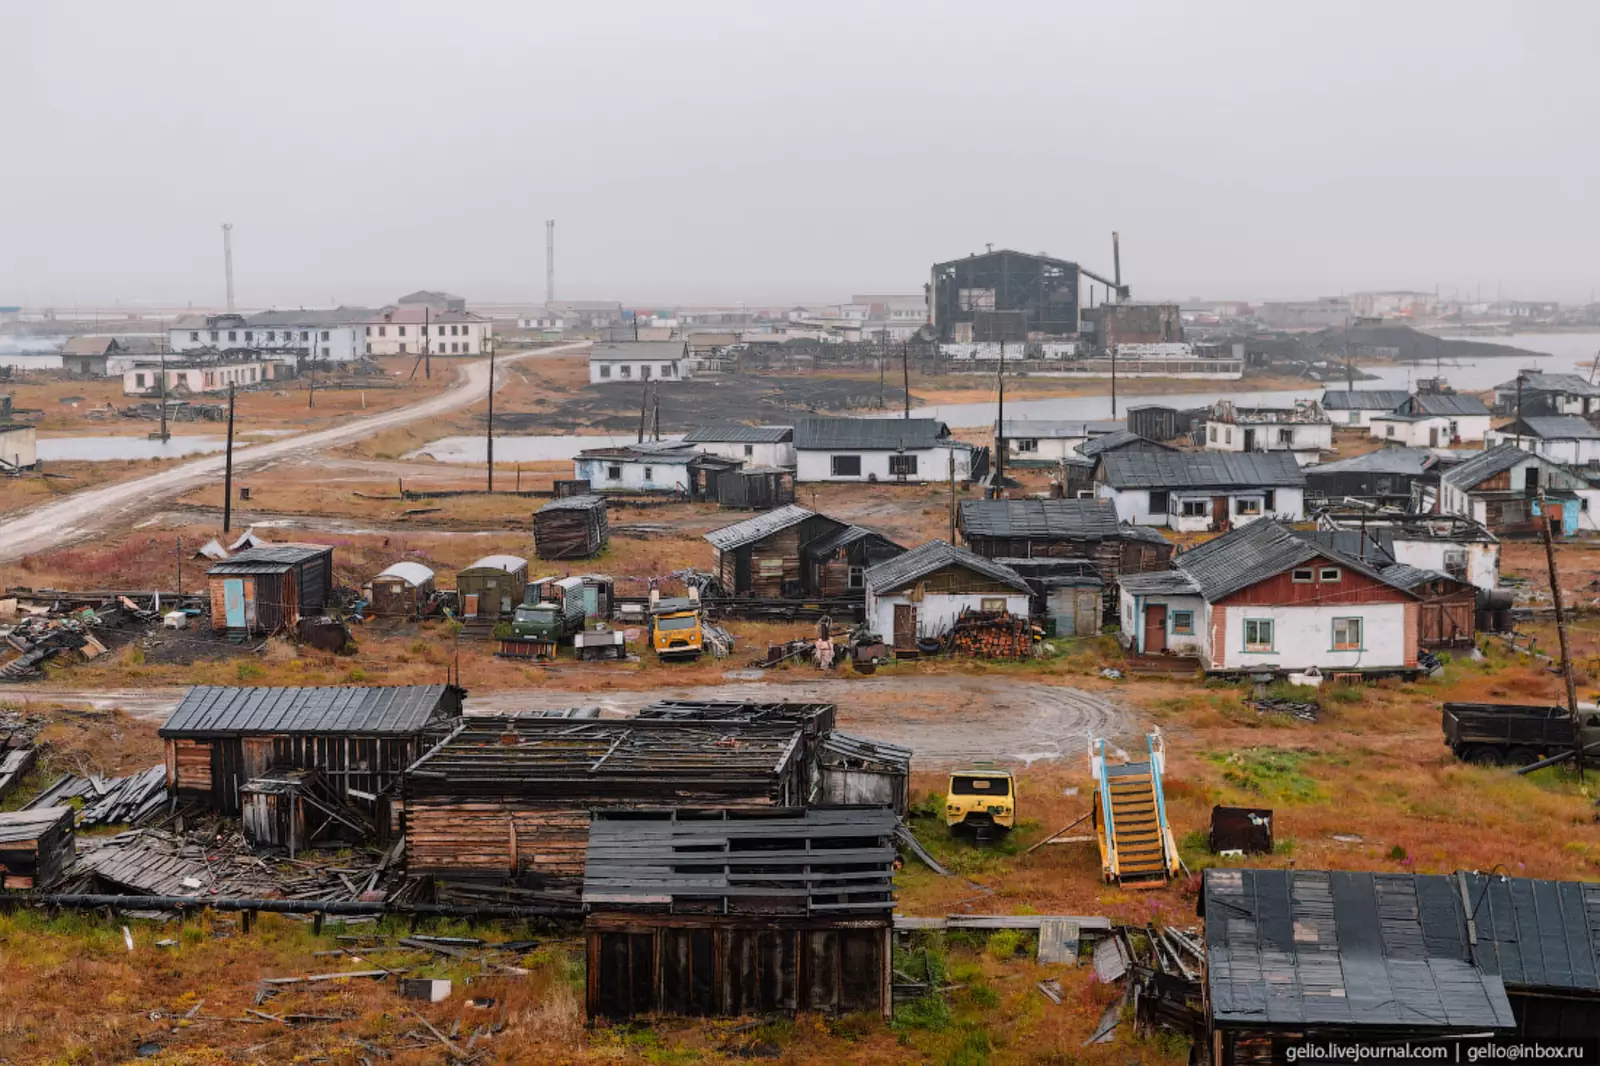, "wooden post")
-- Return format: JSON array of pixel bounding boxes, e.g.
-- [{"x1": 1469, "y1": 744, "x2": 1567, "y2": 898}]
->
[
  {"x1": 1539, "y1": 491, "x2": 1582, "y2": 781},
  {"x1": 486, "y1": 349, "x2": 495, "y2": 493},
  {"x1": 948, "y1": 452, "x2": 956, "y2": 540},
  {"x1": 902, "y1": 342, "x2": 910, "y2": 419},
  {"x1": 424, "y1": 306, "x2": 431, "y2": 380},
  {"x1": 222, "y1": 383, "x2": 236, "y2": 533}
]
